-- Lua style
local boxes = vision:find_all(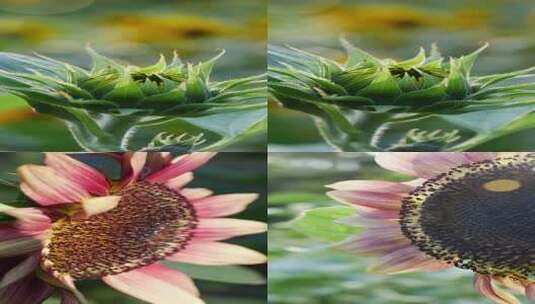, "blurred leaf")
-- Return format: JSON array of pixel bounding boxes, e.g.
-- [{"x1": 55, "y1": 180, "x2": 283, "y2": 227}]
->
[
  {"x1": 269, "y1": 192, "x2": 327, "y2": 205},
  {"x1": 291, "y1": 206, "x2": 360, "y2": 242},
  {"x1": 163, "y1": 262, "x2": 266, "y2": 285}
]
